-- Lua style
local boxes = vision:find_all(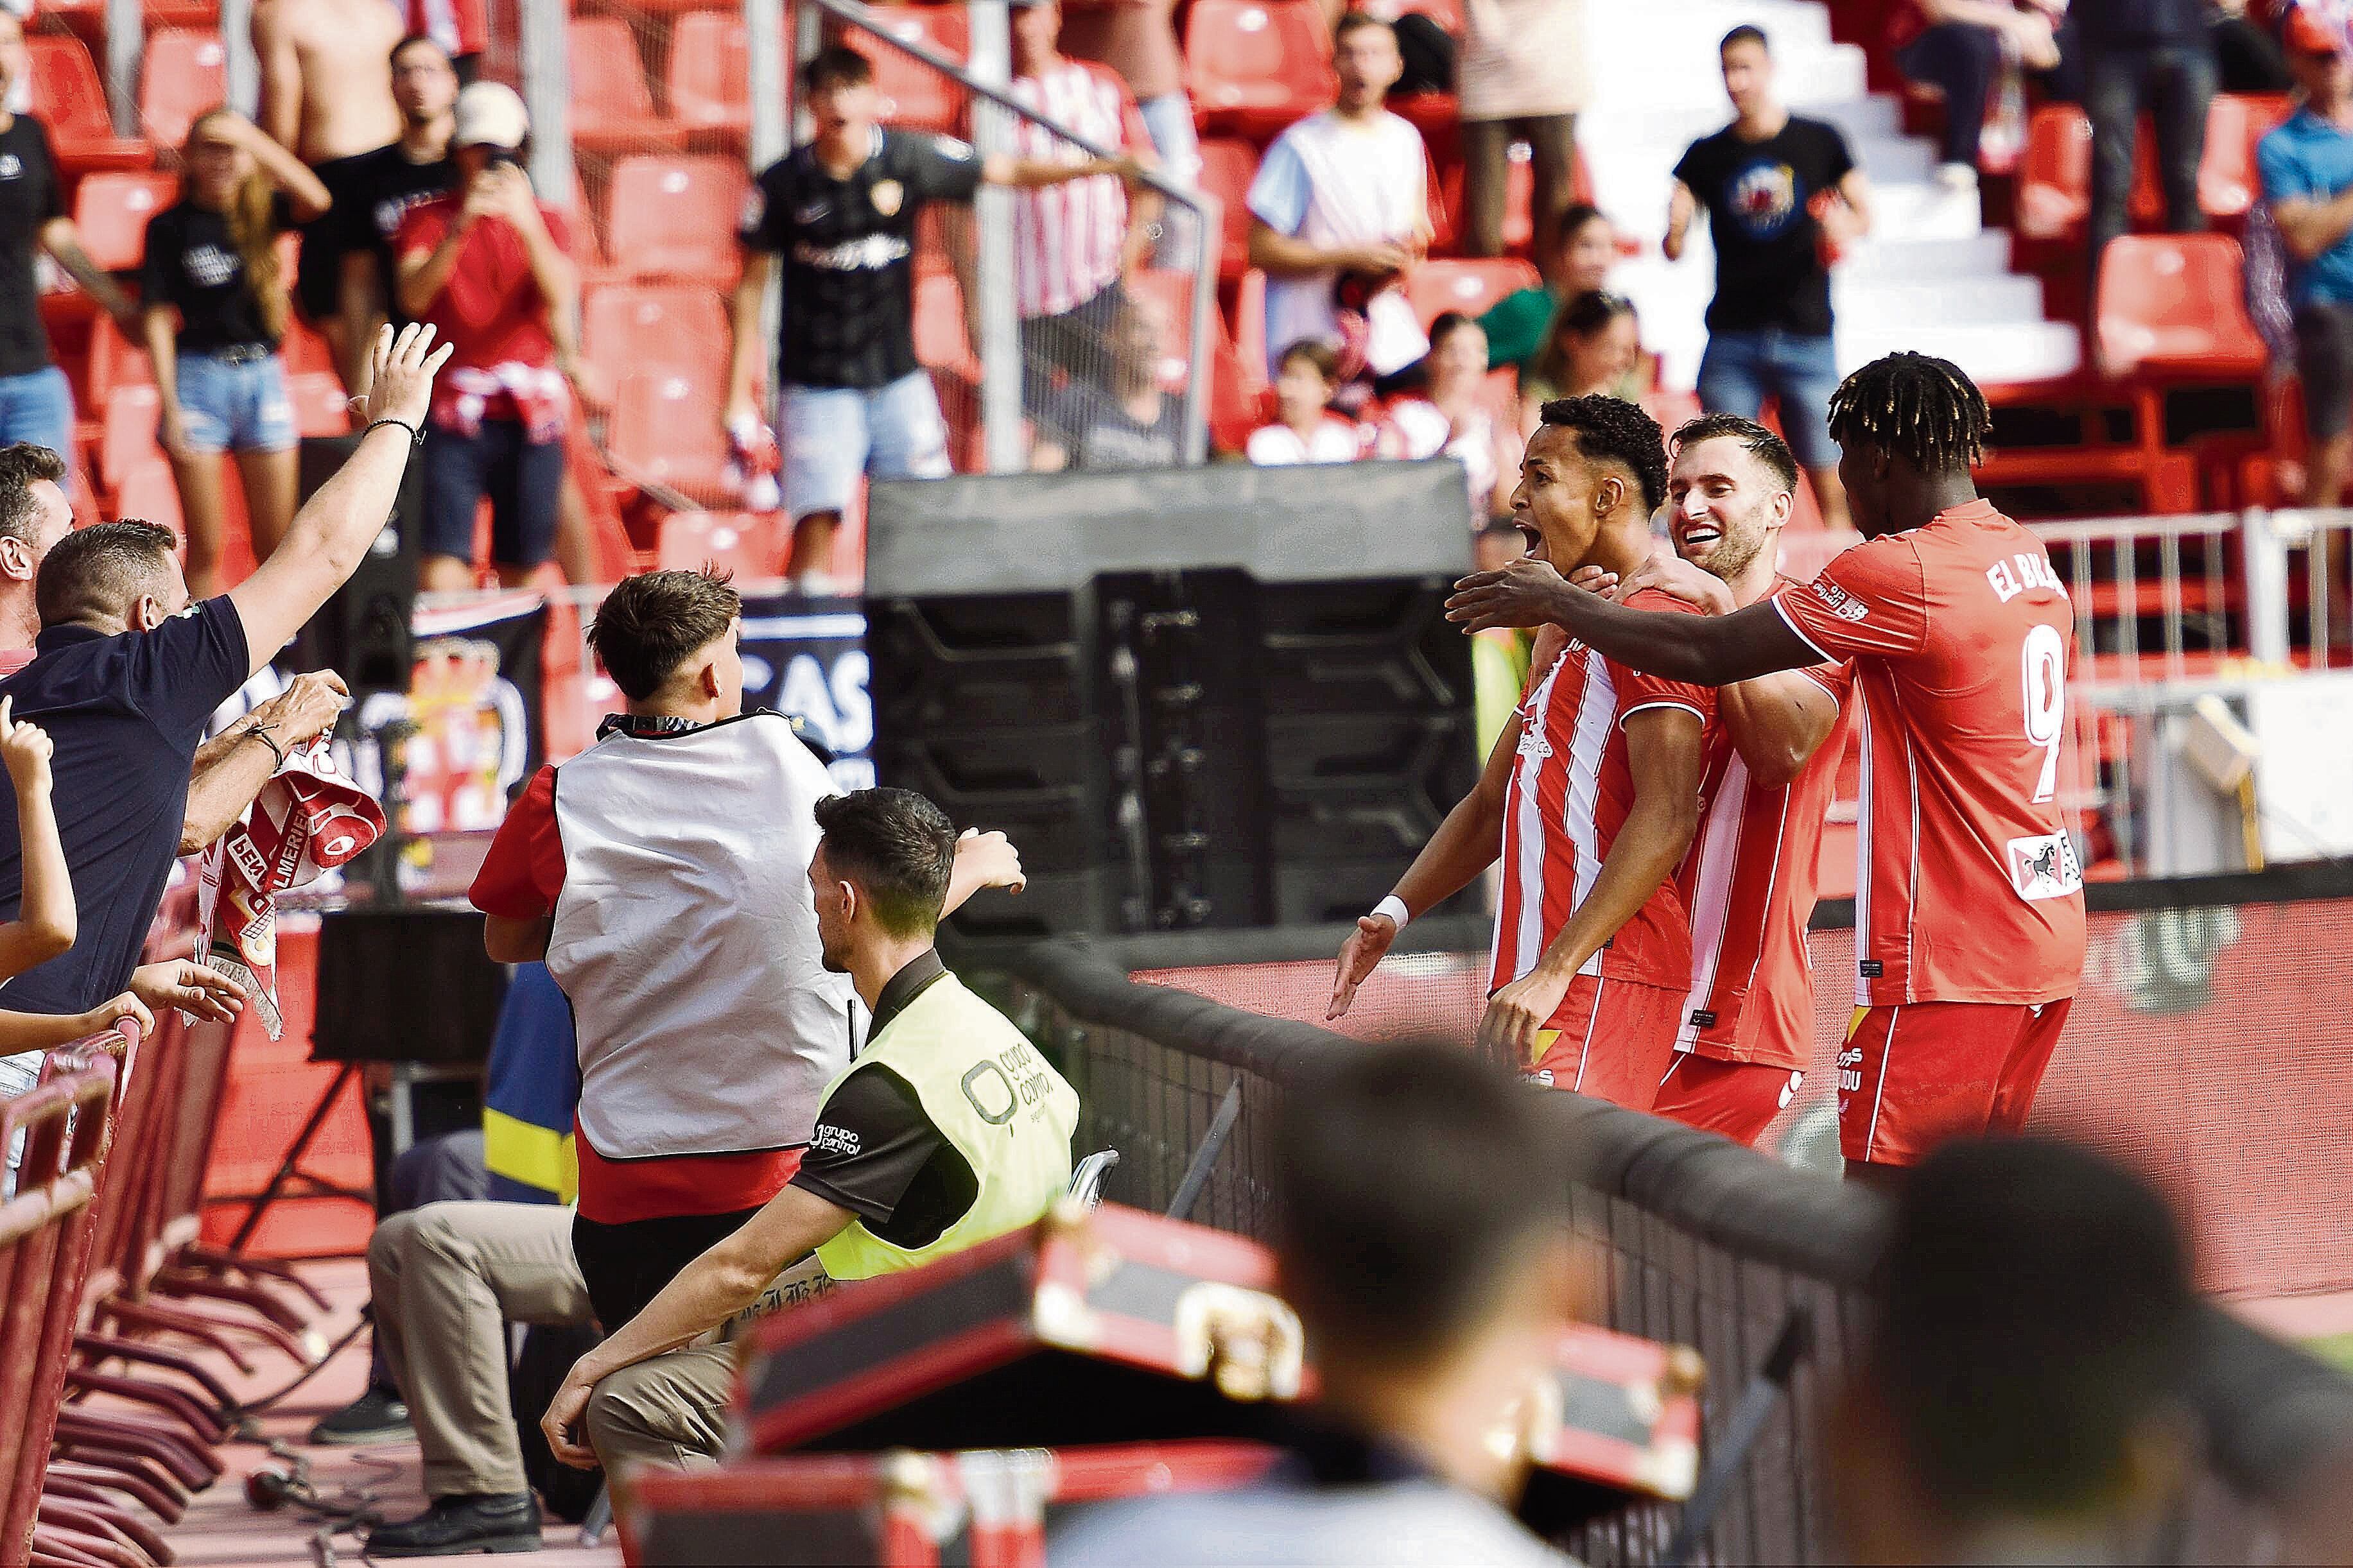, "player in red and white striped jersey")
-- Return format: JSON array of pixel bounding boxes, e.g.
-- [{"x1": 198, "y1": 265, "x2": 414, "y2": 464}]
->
[
  {"x1": 1581, "y1": 415, "x2": 1856, "y2": 1145},
  {"x1": 1331, "y1": 397, "x2": 1713, "y2": 1110},
  {"x1": 1448, "y1": 354, "x2": 2087, "y2": 1182}
]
